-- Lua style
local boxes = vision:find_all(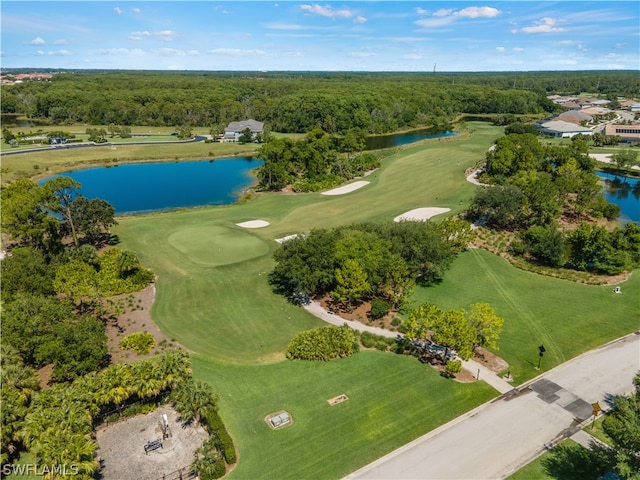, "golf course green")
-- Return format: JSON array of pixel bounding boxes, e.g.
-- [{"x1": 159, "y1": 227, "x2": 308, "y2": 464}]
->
[{"x1": 113, "y1": 121, "x2": 639, "y2": 479}]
